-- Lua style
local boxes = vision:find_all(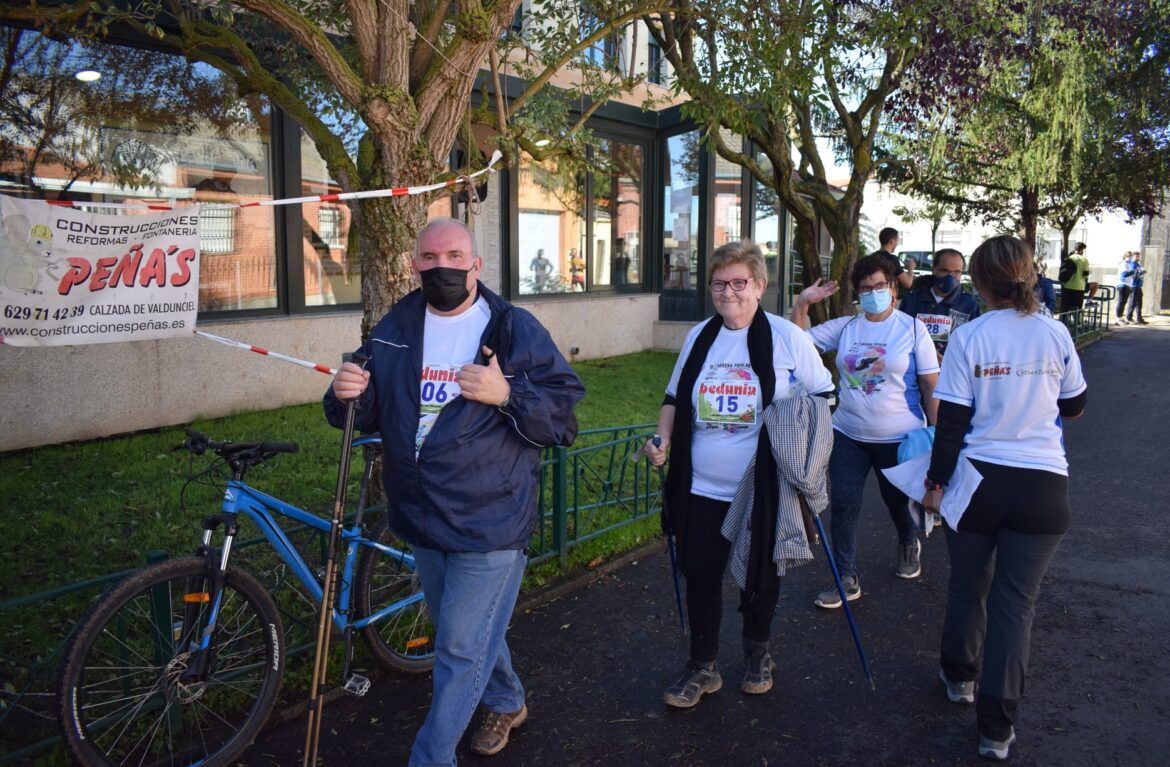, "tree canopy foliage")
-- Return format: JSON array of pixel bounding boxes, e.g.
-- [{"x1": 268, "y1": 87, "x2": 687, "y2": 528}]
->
[
  {"x1": 0, "y1": 0, "x2": 663, "y2": 328},
  {"x1": 883, "y1": 0, "x2": 1169, "y2": 254}
]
